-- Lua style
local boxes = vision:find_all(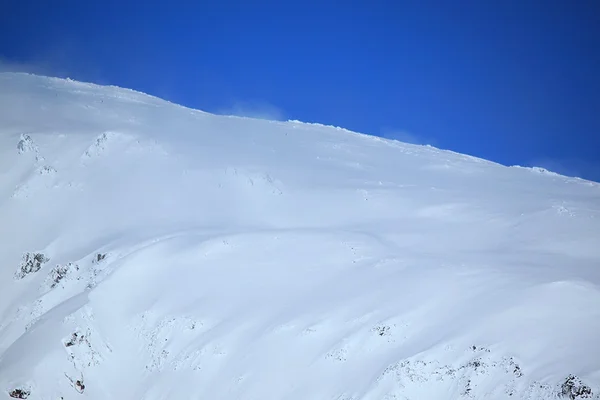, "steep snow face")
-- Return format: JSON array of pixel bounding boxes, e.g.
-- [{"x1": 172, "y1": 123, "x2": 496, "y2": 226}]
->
[{"x1": 0, "y1": 72, "x2": 599, "y2": 400}]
